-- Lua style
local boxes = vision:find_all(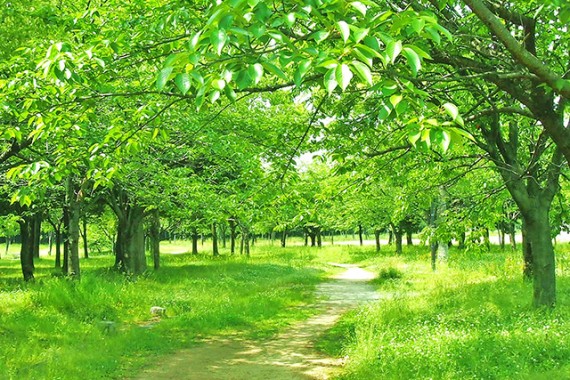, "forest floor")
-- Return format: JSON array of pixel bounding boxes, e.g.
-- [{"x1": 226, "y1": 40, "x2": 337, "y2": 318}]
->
[{"x1": 132, "y1": 264, "x2": 379, "y2": 380}]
